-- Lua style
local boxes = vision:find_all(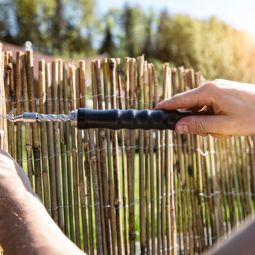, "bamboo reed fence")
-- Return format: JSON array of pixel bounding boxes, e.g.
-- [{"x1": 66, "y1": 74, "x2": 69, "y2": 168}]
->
[{"x1": 1, "y1": 44, "x2": 255, "y2": 254}]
